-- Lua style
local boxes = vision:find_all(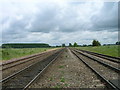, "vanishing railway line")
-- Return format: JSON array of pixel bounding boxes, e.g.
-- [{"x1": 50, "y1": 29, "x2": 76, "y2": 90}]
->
[
  {"x1": 1, "y1": 49, "x2": 64, "y2": 89},
  {"x1": 71, "y1": 49, "x2": 119, "y2": 90},
  {"x1": 1, "y1": 48, "x2": 119, "y2": 89}
]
